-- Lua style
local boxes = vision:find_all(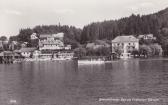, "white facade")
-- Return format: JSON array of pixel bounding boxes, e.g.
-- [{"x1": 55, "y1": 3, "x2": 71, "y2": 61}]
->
[
  {"x1": 112, "y1": 35, "x2": 139, "y2": 59},
  {"x1": 39, "y1": 39, "x2": 64, "y2": 50},
  {"x1": 20, "y1": 48, "x2": 36, "y2": 58},
  {"x1": 39, "y1": 33, "x2": 72, "y2": 51},
  {"x1": 39, "y1": 34, "x2": 65, "y2": 51},
  {"x1": 21, "y1": 52, "x2": 31, "y2": 58},
  {"x1": 65, "y1": 45, "x2": 71, "y2": 50}
]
